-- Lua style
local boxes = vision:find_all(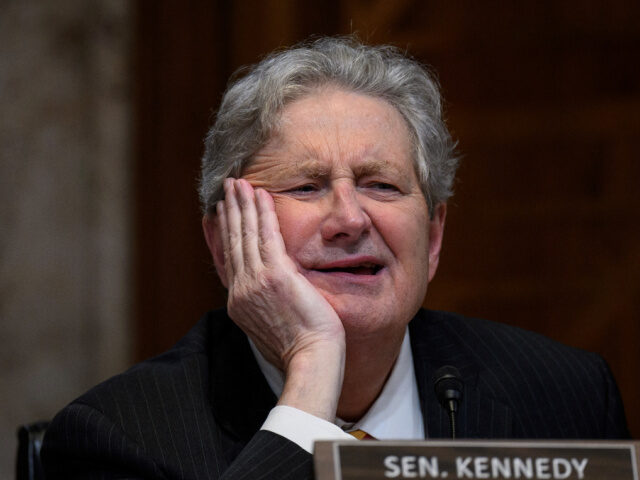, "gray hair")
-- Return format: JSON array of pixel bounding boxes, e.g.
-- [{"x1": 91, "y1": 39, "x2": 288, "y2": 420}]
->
[{"x1": 199, "y1": 36, "x2": 458, "y2": 215}]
